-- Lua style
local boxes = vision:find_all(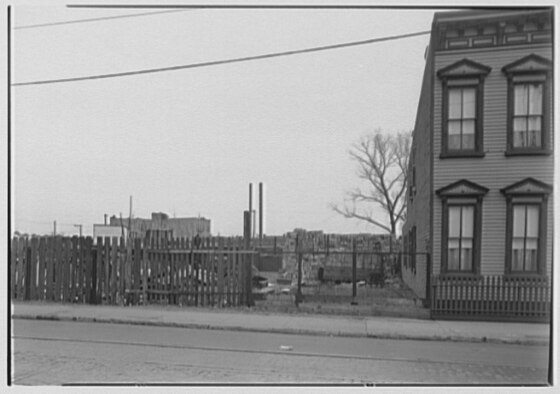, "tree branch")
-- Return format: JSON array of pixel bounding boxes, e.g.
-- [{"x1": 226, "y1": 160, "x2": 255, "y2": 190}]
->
[{"x1": 332, "y1": 129, "x2": 412, "y2": 235}]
